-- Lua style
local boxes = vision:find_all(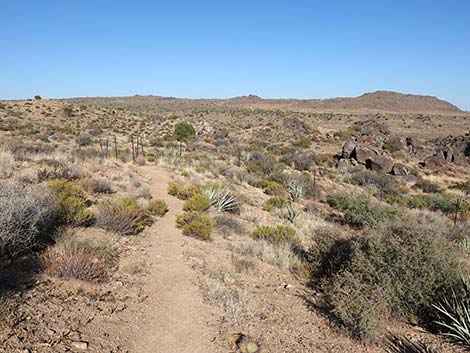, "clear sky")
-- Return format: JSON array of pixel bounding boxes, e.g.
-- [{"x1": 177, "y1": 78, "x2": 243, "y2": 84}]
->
[{"x1": 1, "y1": 0, "x2": 469, "y2": 110}]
